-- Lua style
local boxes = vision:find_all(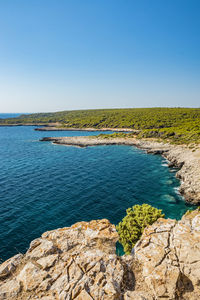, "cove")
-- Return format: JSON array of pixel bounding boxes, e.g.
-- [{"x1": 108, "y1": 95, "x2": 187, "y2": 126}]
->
[{"x1": 0, "y1": 124, "x2": 194, "y2": 261}]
